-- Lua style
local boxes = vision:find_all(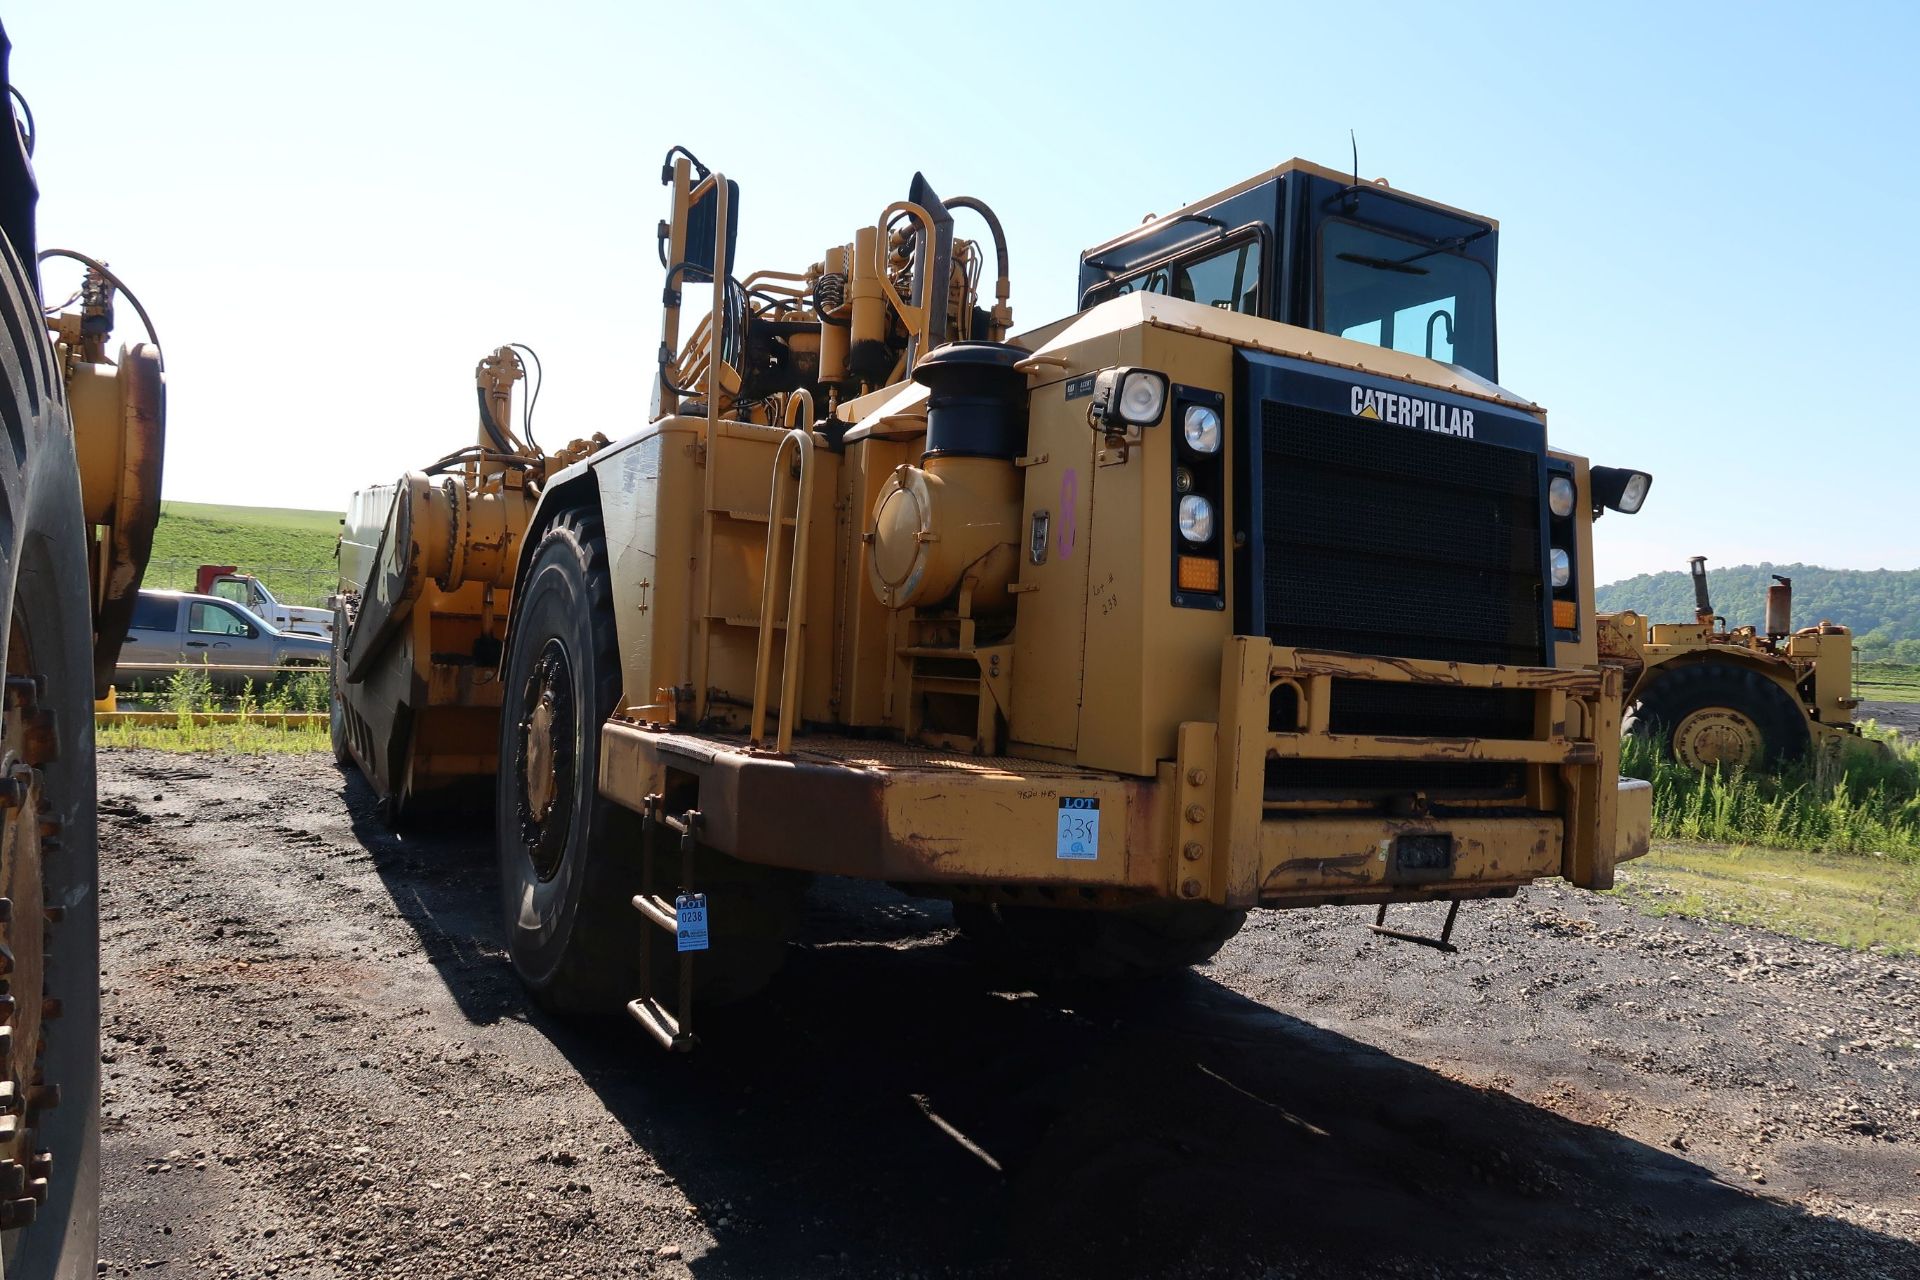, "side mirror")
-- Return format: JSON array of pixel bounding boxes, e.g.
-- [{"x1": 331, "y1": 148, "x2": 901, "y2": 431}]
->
[{"x1": 683, "y1": 178, "x2": 740, "y2": 284}]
